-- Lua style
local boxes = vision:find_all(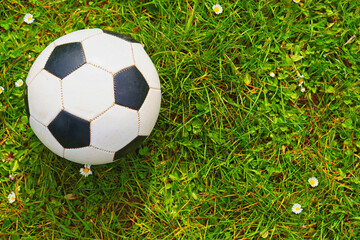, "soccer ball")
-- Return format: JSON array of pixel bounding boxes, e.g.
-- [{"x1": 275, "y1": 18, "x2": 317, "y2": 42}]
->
[{"x1": 25, "y1": 29, "x2": 161, "y2": 165}]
